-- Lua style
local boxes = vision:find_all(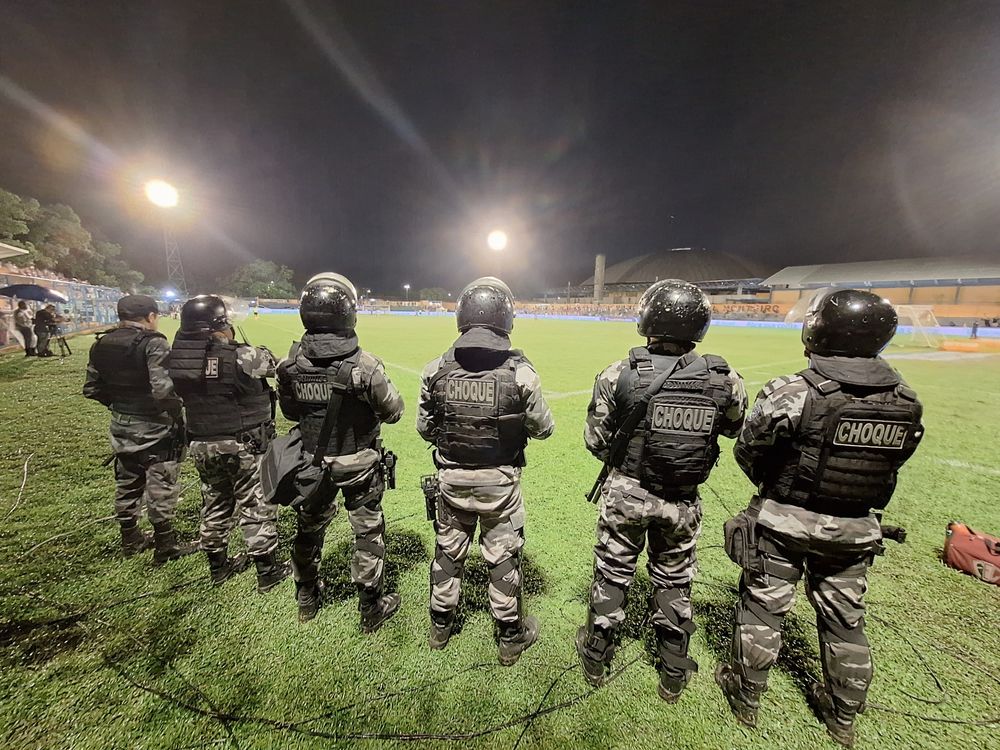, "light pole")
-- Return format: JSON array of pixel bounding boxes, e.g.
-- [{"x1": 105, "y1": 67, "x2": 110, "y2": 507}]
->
[
  {"x1": 403, "y1": 283, "x2": 411, "y2": 301},
  {"x1": 144, "y1": 180, "x2": 187, "y2": 298}
]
